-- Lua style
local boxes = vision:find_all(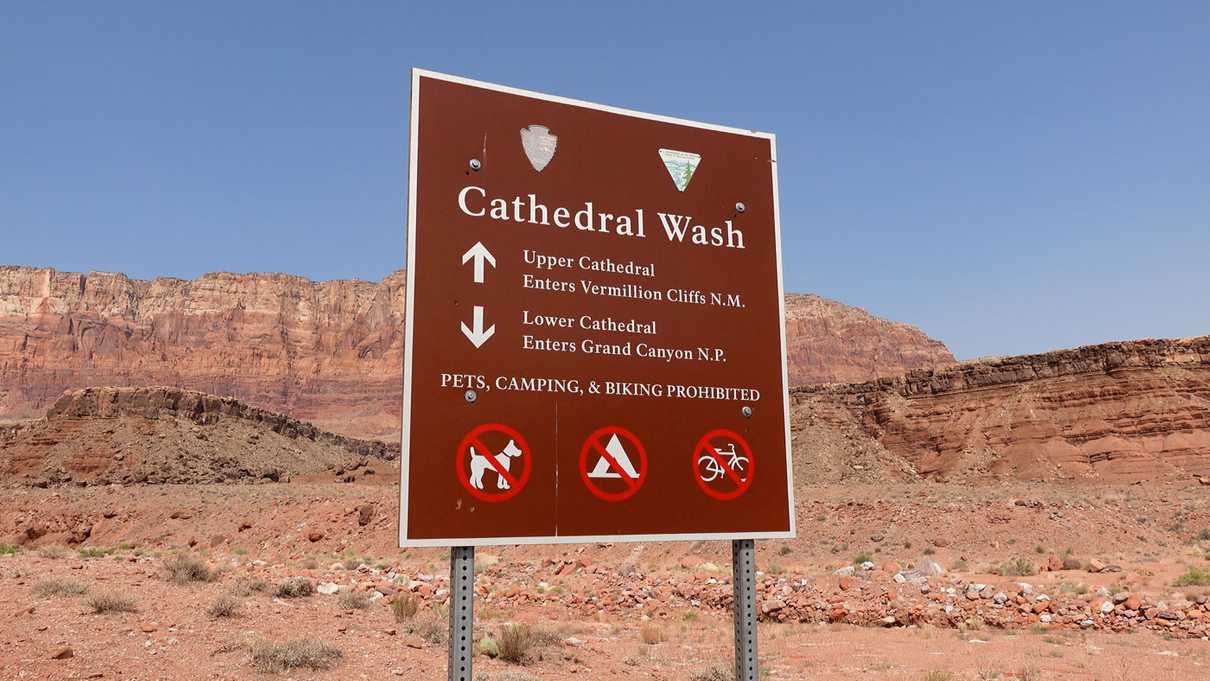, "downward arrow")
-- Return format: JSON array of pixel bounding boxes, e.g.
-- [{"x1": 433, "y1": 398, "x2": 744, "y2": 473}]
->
[
  {"x1": 460, "y1": 305, "x2": 495, "y2": 348},
  {"x1": 461, "y1": 242, "x2": 496, "y2": 284}
]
